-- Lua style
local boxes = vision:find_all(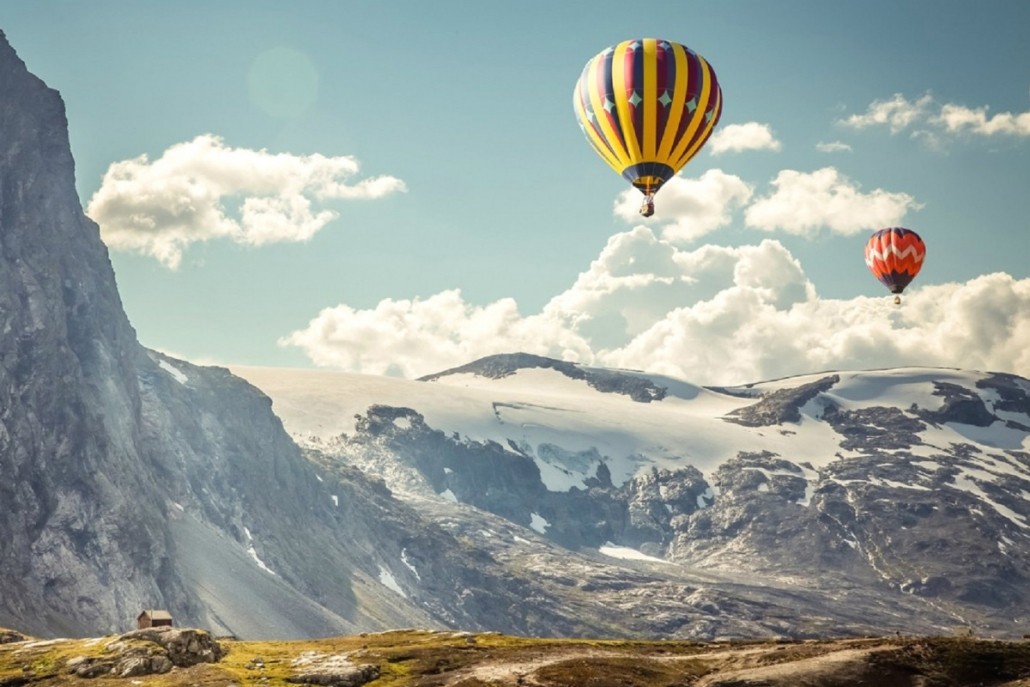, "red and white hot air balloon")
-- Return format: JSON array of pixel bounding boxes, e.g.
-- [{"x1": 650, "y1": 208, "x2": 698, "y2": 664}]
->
[{"x1": 864, "y1": 227, "x2": 926, "y2": 304}]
